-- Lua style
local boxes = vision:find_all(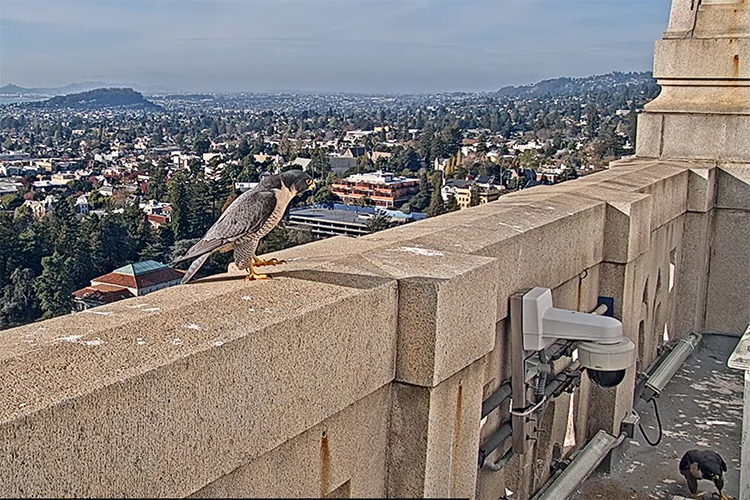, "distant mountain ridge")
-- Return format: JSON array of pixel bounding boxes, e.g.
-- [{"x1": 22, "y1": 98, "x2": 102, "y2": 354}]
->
[
  {"x1": 0, "y1": 81, "x2": 177, "y2": 96},
  {"x1": 1, "y1": 71, "x2": 657, "y2": 100},
  {"x1": 495, "y1": 71, "x2": 657, "y2": 99},
  {"x1": 27, "y1": 88, "x2": 163, "y2": 111}
]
